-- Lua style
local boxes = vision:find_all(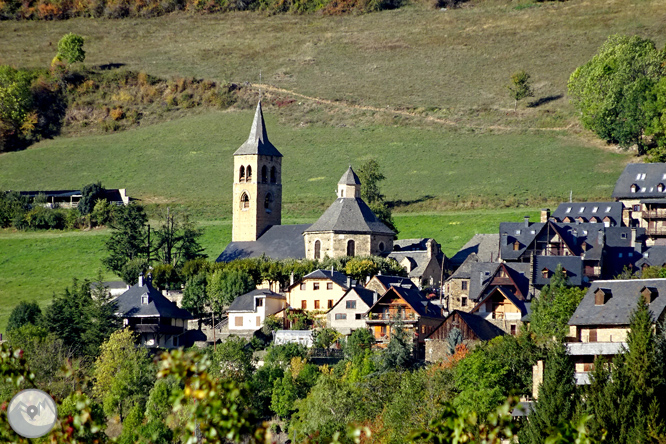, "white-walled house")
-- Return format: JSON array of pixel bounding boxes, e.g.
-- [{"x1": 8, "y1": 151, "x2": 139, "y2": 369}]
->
[
  {"x1": 328, "y1": 286, "x2": 379, "y2": 334},
  {"x1": 227, "y1": 288, "x2": 287, "y2": 331}
]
